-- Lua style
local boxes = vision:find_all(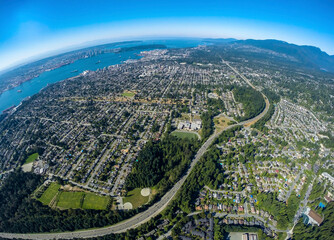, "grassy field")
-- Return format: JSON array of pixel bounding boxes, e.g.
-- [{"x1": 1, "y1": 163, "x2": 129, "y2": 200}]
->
[
  {"x1": 171, "y1": 131, "x2": 198, "y2": 140},
  {"x1": 214, "y1": 116, "x2": 233, "y2": 132},
  {"x1": 123, "y1": 188, "x2": 149, "y2": 209},
  {"x1": 179, "y1": 113, "x2": 191, "y2": 121},
  {"x1": 38, "y1": 183, "x2": 110, "y2": 210},
  {"x1": 38, "y1": 182, "x2": 61, "y2": 205},
  {"x1": 24, "y1": 153, "x2": 39, "y2": 164},
  {"x1": 56, "y1": 191, "x2": 84, "y2": 209},
  {"x1": 82, "y1": 192, "x2": 110, "y2": 210},
  {"x1": 122, "y1": 91, "x2": 136, "y2": 98}
]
